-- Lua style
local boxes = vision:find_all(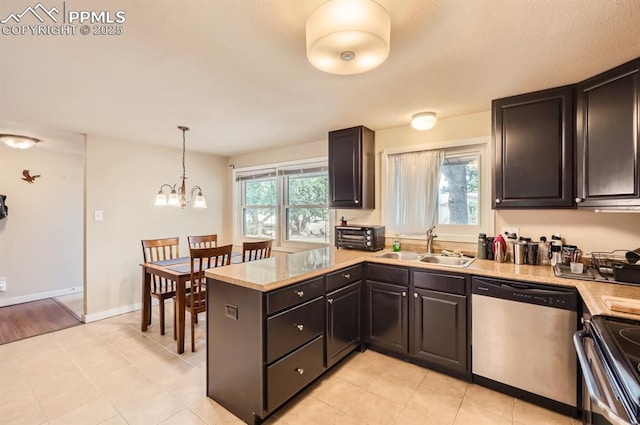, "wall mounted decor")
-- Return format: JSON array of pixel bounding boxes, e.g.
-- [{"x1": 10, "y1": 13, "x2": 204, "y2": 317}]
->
[
  {"x1": 22, "y1": 170, "x2": 40, "y2": 184},
  {"x1": 0, "y1": 194, "x2": 7, "y2": 220}
]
